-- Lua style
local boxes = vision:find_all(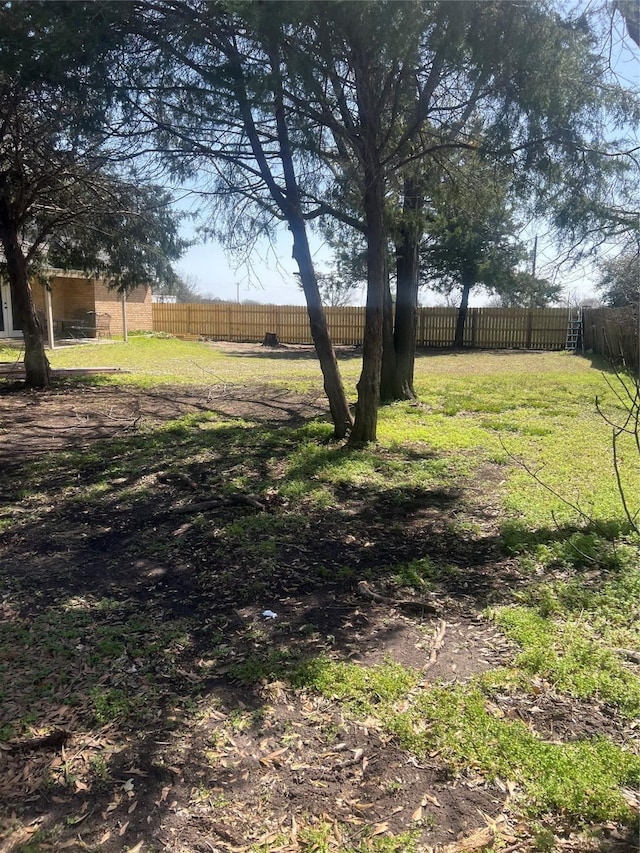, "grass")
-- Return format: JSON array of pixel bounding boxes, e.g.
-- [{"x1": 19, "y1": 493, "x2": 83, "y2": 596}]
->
[
  {"x1": 24, "y1": 335, "x2": 364, "y2": 391},
  {"x1": 257, "y1": 656, "x2": 640, "y2": 823},
  {"x1": 5, "y1": 337, "x2": 633, "y2": 530},
  {"x1": 1, "y1": 340, "x2": 639, "y2": 847},
  {"x1": 485, "y1": 606, "x2": 640, "y2": 717}
]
